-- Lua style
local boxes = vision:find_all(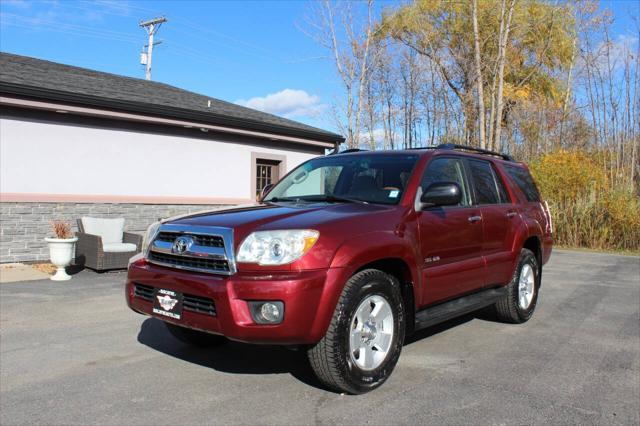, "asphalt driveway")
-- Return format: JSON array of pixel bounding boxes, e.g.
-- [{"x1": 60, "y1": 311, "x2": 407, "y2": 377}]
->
[{"x1": 1, "y1": 250, "x2": 639, "y2": 425}]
